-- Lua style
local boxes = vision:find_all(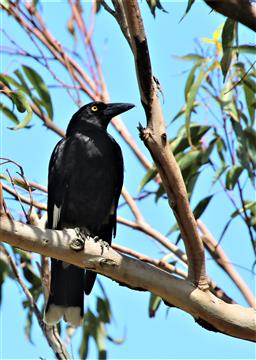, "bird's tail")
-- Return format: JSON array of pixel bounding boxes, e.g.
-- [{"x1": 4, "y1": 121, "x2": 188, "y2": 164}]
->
[
  {"x1": 44, "y1": 259, "x2": 84, "y2": 327},
  {"x1": 83, "y1": 270, "x2": 97, "y2": 295}
]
